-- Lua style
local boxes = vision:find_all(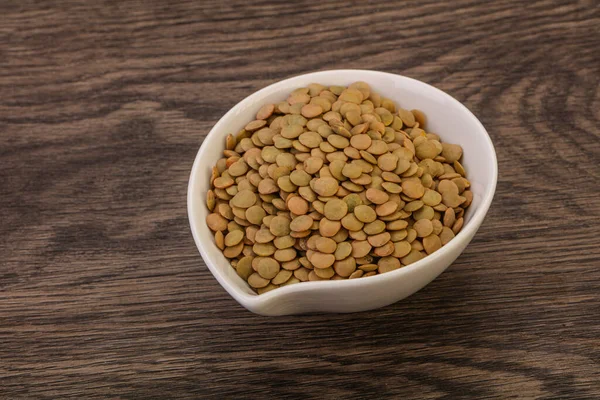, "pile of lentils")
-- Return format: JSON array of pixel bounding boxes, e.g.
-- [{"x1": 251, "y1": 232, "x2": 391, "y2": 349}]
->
[{"x1": 206, "y1": 82, "x2": 472, "y2": 294}]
